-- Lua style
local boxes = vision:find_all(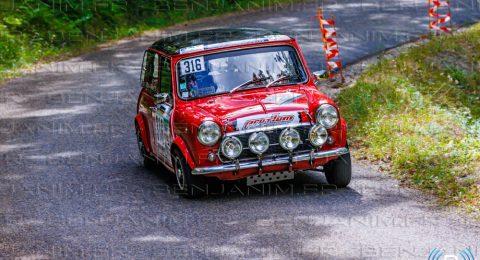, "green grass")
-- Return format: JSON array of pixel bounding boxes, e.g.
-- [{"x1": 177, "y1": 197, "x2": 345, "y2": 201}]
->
[
  {"x1": 338, "y1": 23, "x2": 480, "y2": 214},
  {"x1": 0, "y1": 0, "x2": 298, "y2": 82}
]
